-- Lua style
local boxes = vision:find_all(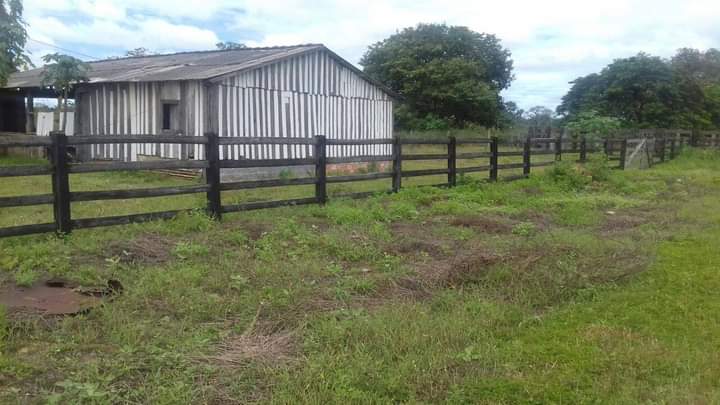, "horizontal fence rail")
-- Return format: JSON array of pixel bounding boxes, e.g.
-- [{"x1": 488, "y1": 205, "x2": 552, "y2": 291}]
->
[{"x1": 0, "y1": 130, "x2": 694, "y2": 238}]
